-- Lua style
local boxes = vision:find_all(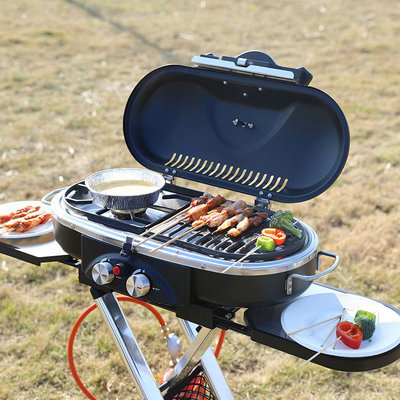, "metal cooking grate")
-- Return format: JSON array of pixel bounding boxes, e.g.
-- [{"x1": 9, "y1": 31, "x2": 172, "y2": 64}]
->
[
  {"x1": 62, "y1": 181, "x2": 305, "y2": 261},
  {"x1": 151, "y1": 212, "x2": 306, "y2": 262}
]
